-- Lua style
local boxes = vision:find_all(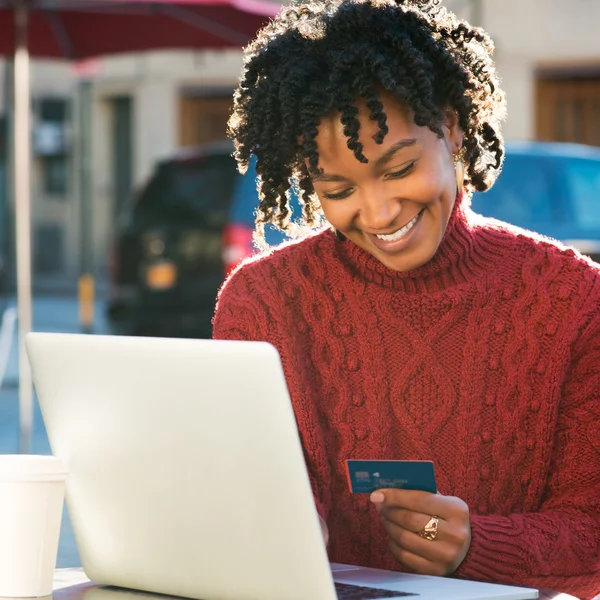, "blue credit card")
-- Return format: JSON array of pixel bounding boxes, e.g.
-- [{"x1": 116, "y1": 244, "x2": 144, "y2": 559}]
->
[{"x1": 346, "y1": 460, "x2": 437, "y2": 494}]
